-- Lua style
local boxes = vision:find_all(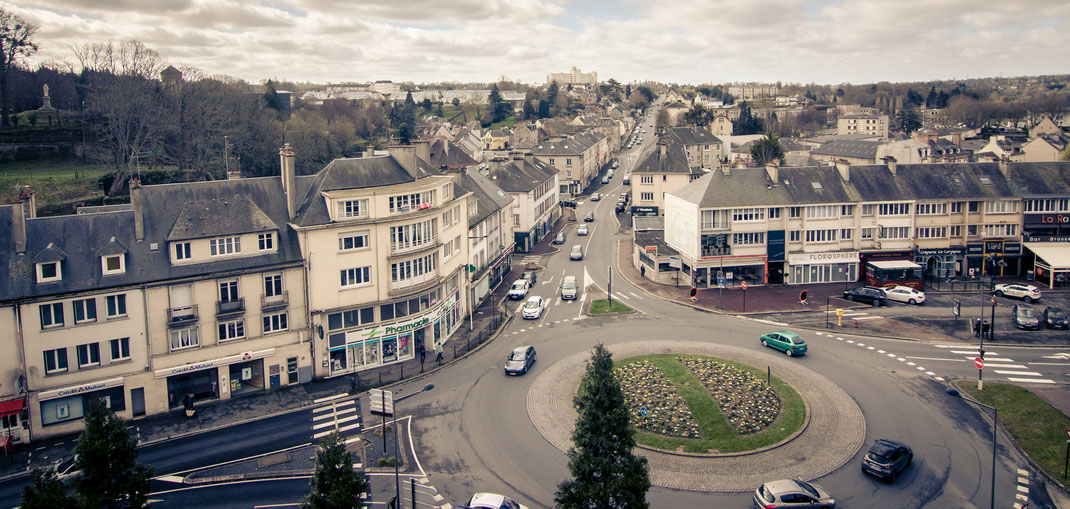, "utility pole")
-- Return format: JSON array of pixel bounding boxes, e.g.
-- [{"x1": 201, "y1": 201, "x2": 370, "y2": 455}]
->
[
  {"x1": 608, "y1": 265, "x2": 612, "y2": 305},
  {"x1": 224, "y1": 135, "x2": 230, "y2": 174}
]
